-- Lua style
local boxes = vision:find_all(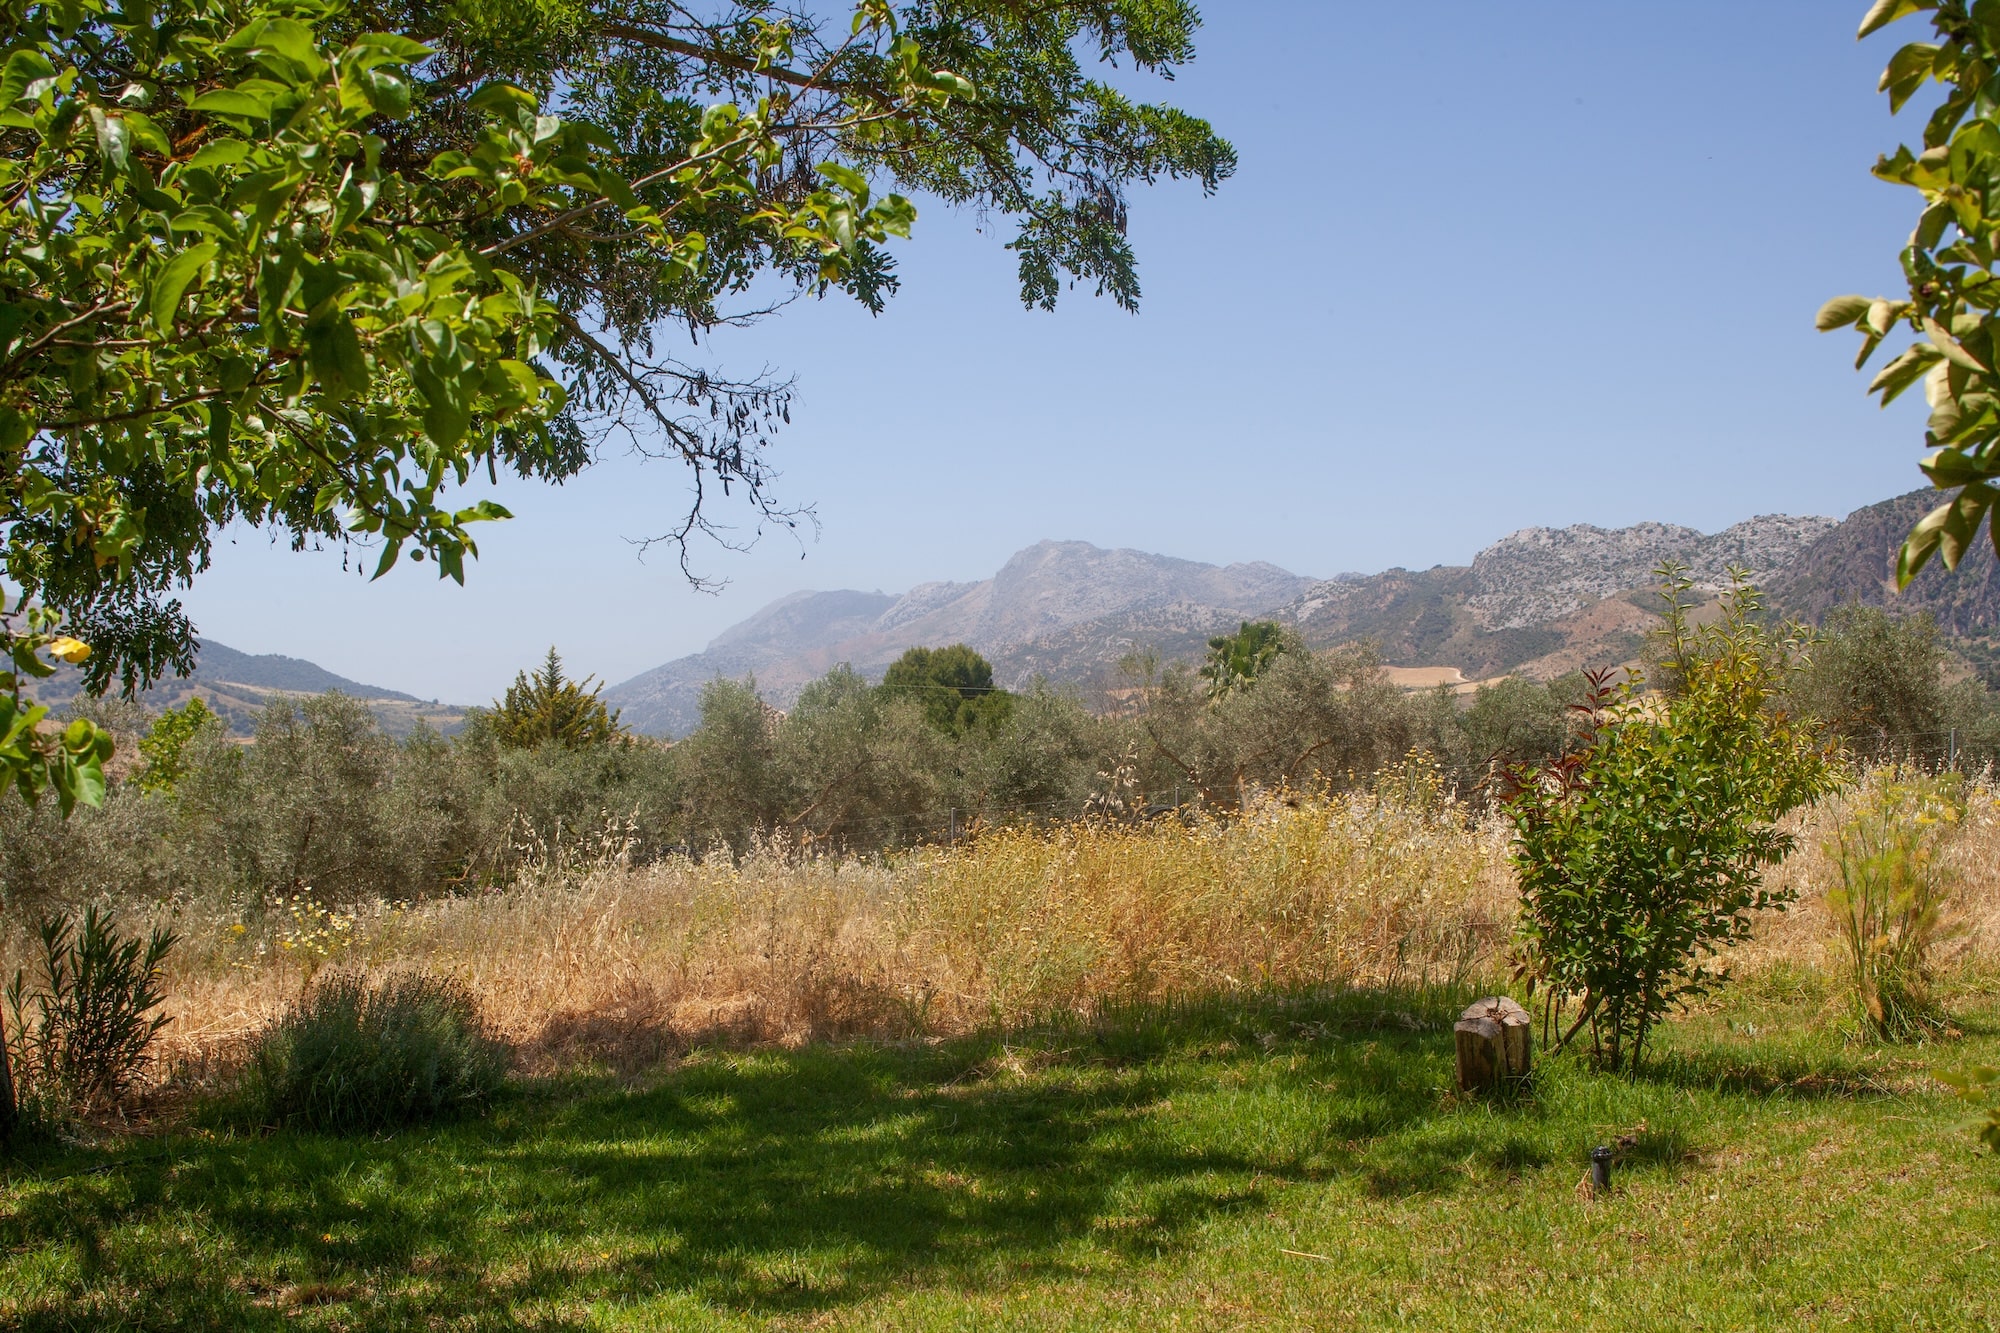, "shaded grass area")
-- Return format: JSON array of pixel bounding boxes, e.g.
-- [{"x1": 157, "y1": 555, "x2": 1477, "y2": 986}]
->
[{"x1": 2, "y1": 985, "x2": 1997, "y2": 1331}]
